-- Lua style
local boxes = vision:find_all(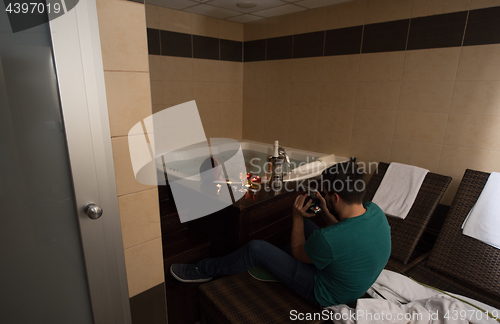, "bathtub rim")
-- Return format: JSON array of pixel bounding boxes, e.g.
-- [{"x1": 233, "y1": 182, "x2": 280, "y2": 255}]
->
[{"x1": 157, "y1": 138, "x2": 349, "y2": 183}]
